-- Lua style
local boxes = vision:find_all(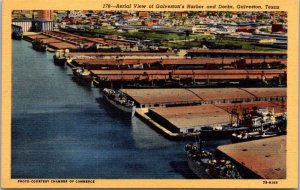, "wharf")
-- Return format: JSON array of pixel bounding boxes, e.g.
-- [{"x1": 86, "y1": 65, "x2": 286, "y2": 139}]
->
[
  {"x1": 134, "y1": 108, "x2": 201, "y2": 140},
  {"x1": 24, "y1": 30, "x2": 141, "y2": 51},
  {"x1": 74, "y1": 58, "x2": 286, "y2": 68},
  {"x1": 23, "y1": 32, "x2": 82, "y2": 50},
  {"x1": 91, "y1": 70, "x2": 286, "y2": 88},
  {"x1": 217, "y1": 136, "x2": 286, "y2": 179},
  {"x1": 65, "y1": 51, "x2": 178, "y2": 58},
  {"x1": 135, "y1": 108, "x2": 181, "y2": 140},
  {"x1": 48, "y1": 42, "x2": 80, "y2": 50},
  {"x1": 121, "y1": 88, "x2": 286, "y2": 108},
  {"x1": 146, "y1": 101, "x2": 286, "y2": 134},
  {"x1": 92, "y1": 69, "x2": 285, "y2": 78}
]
